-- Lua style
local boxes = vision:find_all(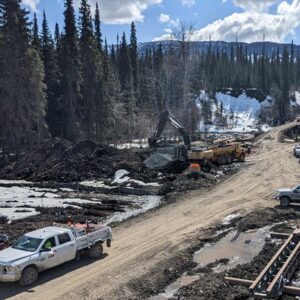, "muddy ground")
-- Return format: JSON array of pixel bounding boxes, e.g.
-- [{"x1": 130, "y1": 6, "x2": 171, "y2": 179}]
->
[
  {"x1": 127, "y1": 207, "x2": 300, "y2": 300},
  {"x1": 0, "y1": 137, "x2": 240, "y2": 246}
]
